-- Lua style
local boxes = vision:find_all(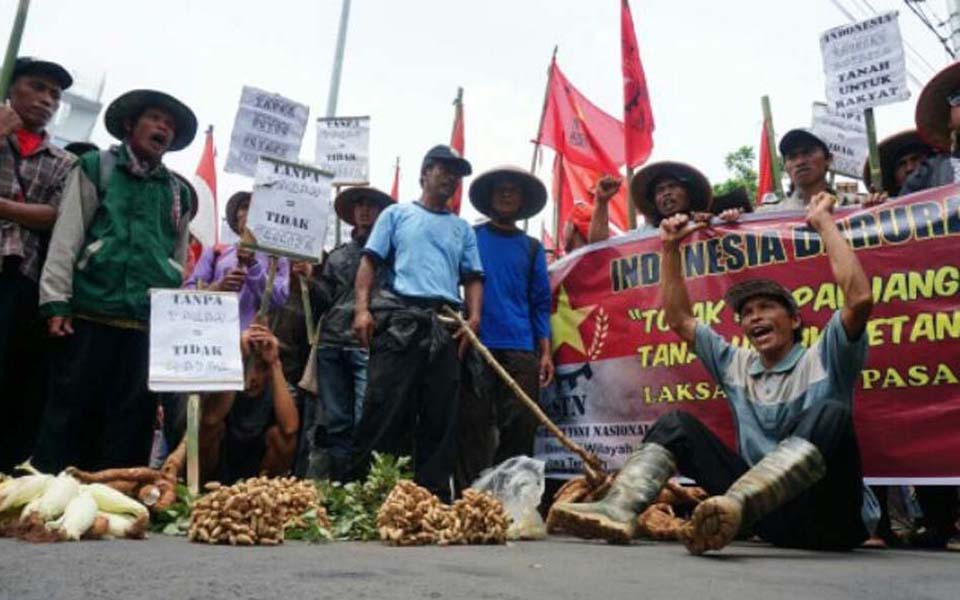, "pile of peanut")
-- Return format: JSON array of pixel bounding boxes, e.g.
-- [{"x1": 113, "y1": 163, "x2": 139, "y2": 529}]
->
[
  {"x1": 377, "y1": 480, "x2": 508, "y2": 546},
  {"x1": 188, "y1": 476, "x2": 329, "y2": 546}
]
